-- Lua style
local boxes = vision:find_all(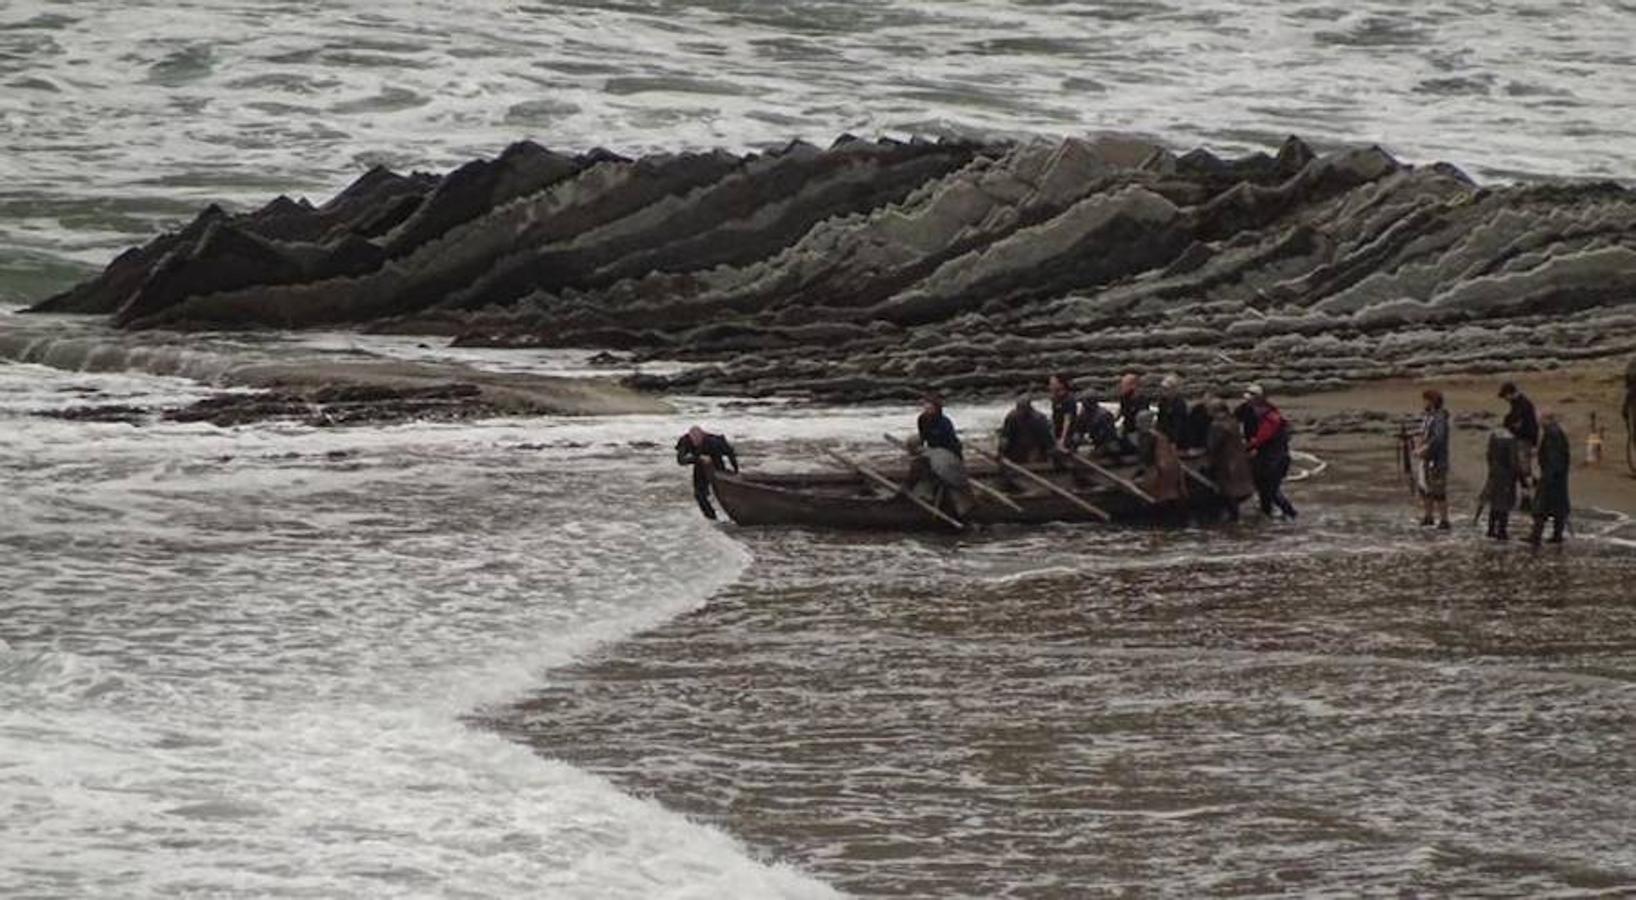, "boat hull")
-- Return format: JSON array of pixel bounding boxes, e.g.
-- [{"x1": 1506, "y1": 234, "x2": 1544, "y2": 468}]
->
[{"x1": 709, "y1": 464, "x2": 1217, "y2": 530}]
